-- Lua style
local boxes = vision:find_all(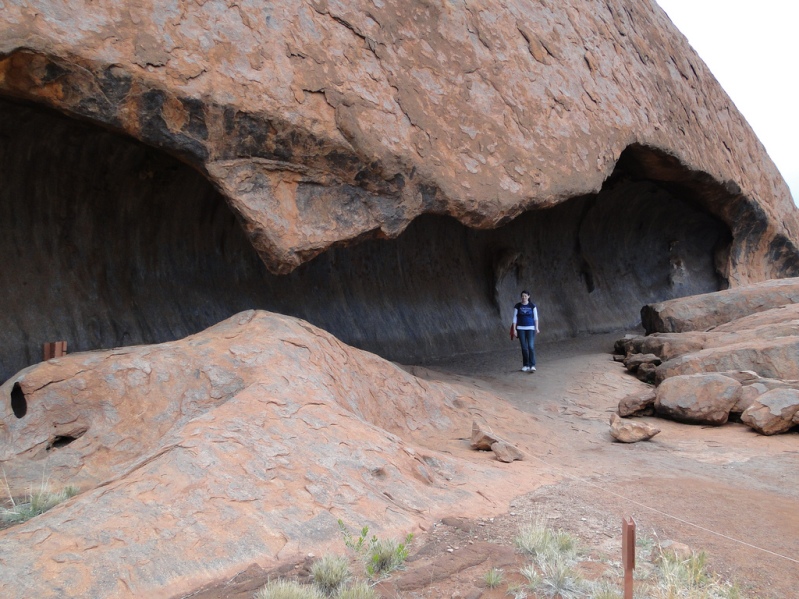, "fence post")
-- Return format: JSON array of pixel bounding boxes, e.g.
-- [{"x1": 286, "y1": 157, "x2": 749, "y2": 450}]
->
[
  {"x1": 43, "y1": 341, "x2": 68, "y2": 361},
  {"x1": 622, "y1": 516, "x2": 636, "y2": 599}
]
